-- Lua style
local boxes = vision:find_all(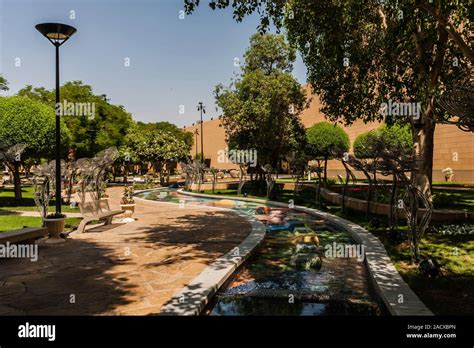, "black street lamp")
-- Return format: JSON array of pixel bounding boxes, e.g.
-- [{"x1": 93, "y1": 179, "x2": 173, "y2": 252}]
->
[
  {"x1": 194, "y1": 128, "x2": 199, "y2": 159},
  {"x1": 197, "y1": 102, "x2": 206, "y2": 163},
  {"x1": 36, "y1": 23, "x2": 77, "y2": 214}
]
